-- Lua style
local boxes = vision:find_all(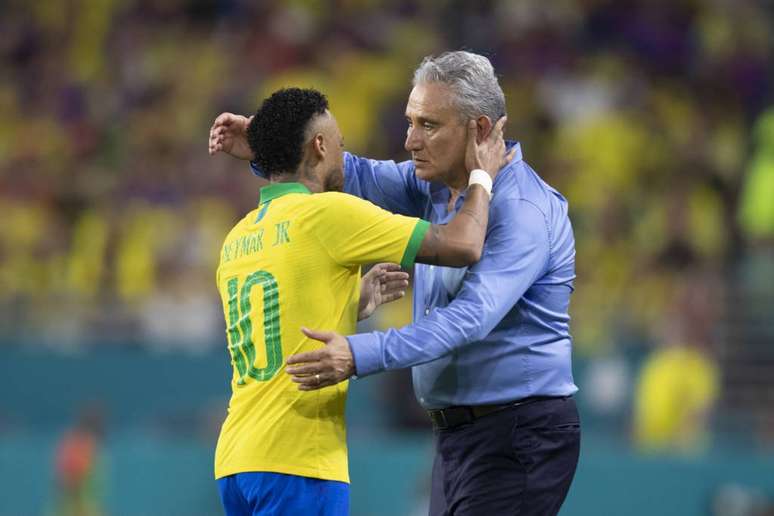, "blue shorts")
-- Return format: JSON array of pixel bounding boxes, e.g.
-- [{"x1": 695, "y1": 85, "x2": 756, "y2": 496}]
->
[{"x1": 217, "y1": 472, "x2": 349, "y2": 516}]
